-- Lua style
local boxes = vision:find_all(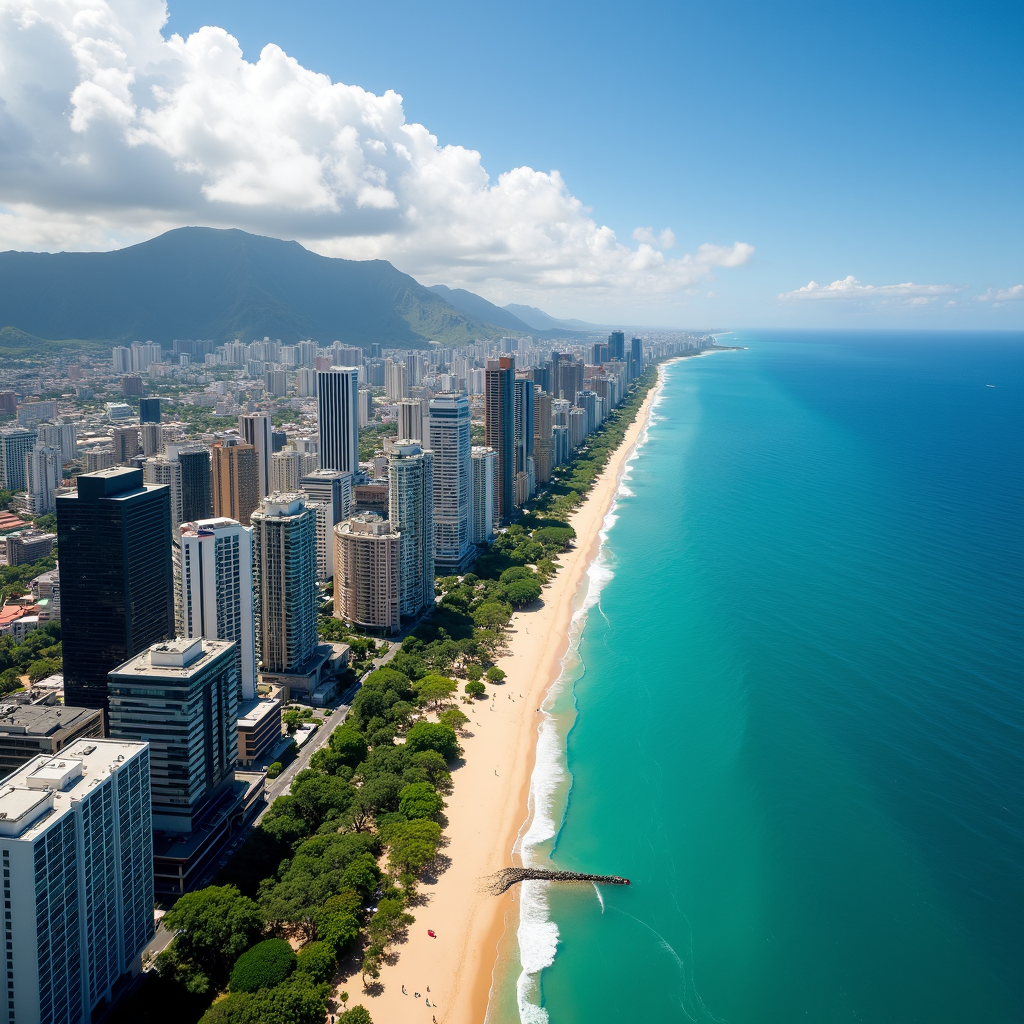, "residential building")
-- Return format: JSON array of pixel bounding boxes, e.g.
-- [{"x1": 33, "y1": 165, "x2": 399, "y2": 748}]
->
[
  {"x1": 238, "y1": 412, "x2": 272, "y2": 498},
  {"x1": 470, "y1": 446, "x2": 496, "y2": 545},
  {"x1": 84, "y1": 448, "x2": 115, "y2": 472},
  {"x1": 15, "y1": 401, "x2": 55, "y2": 427},
  {"x1": 112, "y1": 344, "x2": 132, "y2": 372},
  {"x1": 630, "y1": 336, "x2": 644, "y2": 379},
  {"x1": 24, "y1": 445, "x2": 61, "y2": 514},
  {"x1": 298, "y1": 367, "x2": 317, "y2": 398},
  {"x1": 141, "y1": 421, "x2": 163, "y2": 457},
  {"x1": 264, "y1": 369, "x2": 288, "y2": 397},
  {"x1": 533, "y1": 391, "x2": 553, "y2": 486},
  {"x1": 270, "y1": 449, "x2": 305, "y2": 493},
  {"x1": 514, "y1": 377, "x2": 535, "y2": 505},
  {"x1": 236, "y1": 697, "x2": 283, "y2": 767},
  {"x1": 485, "y1": 357, "x2": 515, "y2": 526},
  {"x1": 173, "y1": 444, "x2": 213, "y2": 522},
  {"x1": 211, "y1": 441, "x2": 259, "y2": 526},
  {"x1": 251, "y1": 493, "x2": 319, "y2": 684},
  {"x1": 428, "y1": 393, "x2": 472, "y2": 571},
  {"x1": 0, "y1": 703, "x2": 103, "y2": 780},
  {"x1": 121, "y1": 374, "x2": 144, "y2": 397},
  {"x1": 384, "y1": 358, "x2": 406, "y2": 401},
  {"x1": 37, "y1": 421, "x2": 76, "y2": 464},
  {"x1": 357, "y1": 387, "x2": 374, "y2": 426},
  {"x1": 0, "y1": 429, "x2": 37, "y2": 491},
  {"x1": 352, "y1": 481, "x2": 388, "y2": 515},
  {"x1": 144, "y1": 455, "x2": 184, "y2": 534},
  {"x1": 575, "y1": 389, "x2": 599, "y2": 434},
  {"x1": 108, "y1": 638, "x2": 238, "y2": 833},
  {"x1": 334, "y1": 513, "x2": 401, "y2": 633},
  {"x1": 112, "y1": 426, "x2": 140, "y2": 464},
  {"x1": 177, "y1": 518, "x2": 256, "y2": 700},
  {"x1": 397, "y1": 398, "x2": 427, "y2": 443},
  {"x1": 0, "y1": 740, "x2": 153, "y2": 1024},
  {"x1": 56, "y1": 467, "x2": 174, "y2": 713},
  {"x1": 317, "y1": 368, "x2": 360, "y2": 475},
  {"x1": 299, "y1": 469, "x2": 352, "y2": 583},
  {"x1": 389, "y1": 443, "x2": 434, "y2": 620}
]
